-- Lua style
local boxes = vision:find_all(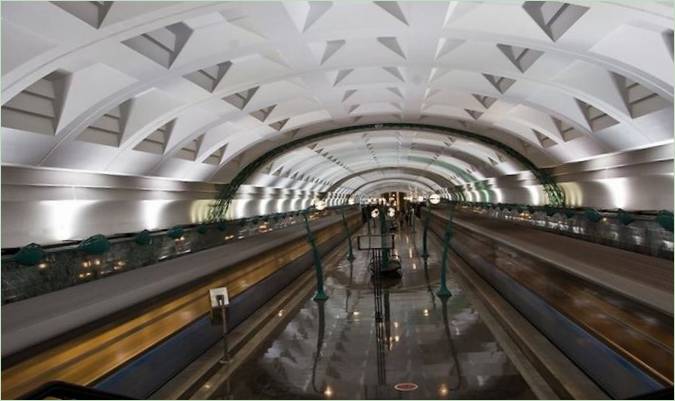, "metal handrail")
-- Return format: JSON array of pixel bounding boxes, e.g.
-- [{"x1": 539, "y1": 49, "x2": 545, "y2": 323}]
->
[
  {"x1": 427, "y1": 202, "x2": 673, "y2": 259},
  {"x1": 2, "y1": 206, "x2": 356, "y2": 304}
]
